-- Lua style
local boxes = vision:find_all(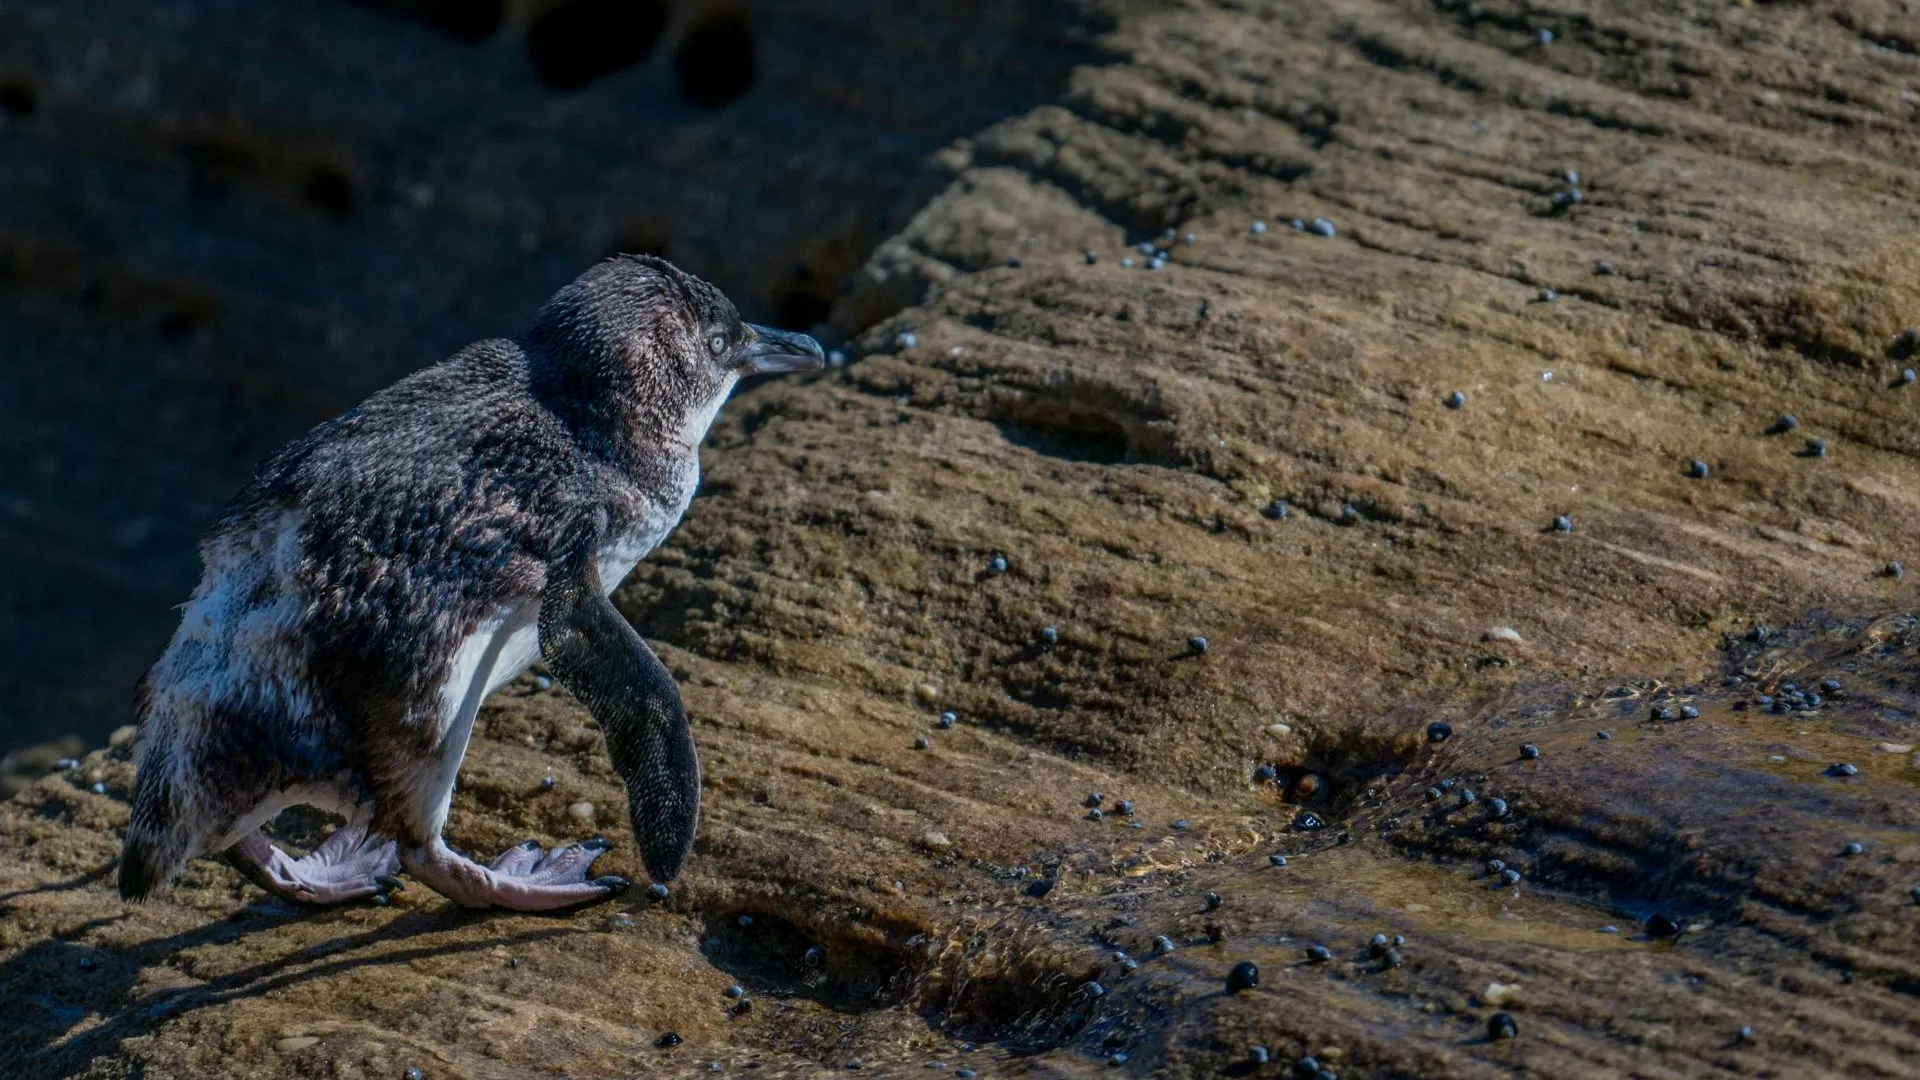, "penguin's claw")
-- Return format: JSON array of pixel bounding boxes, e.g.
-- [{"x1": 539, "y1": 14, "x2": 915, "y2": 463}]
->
[
  {"x1": 375, "y1": 874, "x2": 406, "y2": 893},
  {"x1": 593, "y1": 875, "x2": 631, "y2": 894}
]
